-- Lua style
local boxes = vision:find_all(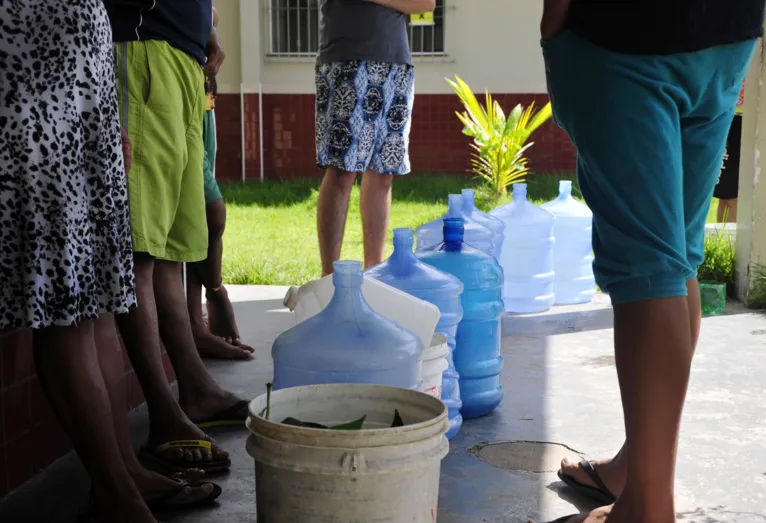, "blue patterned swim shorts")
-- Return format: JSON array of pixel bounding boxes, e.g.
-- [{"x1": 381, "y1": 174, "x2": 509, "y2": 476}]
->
[{"x1": 315, "y1": 60, "x2": 415, "y2": 175}]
